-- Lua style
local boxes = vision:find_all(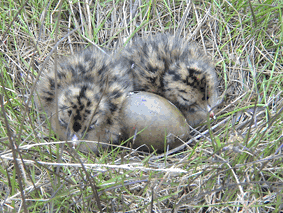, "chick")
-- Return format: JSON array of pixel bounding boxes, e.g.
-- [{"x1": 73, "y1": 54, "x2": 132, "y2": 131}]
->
[
  {"x1": 121, "y1": 34, "x2": 218, "y2": 127},
  {"x1": 35, "y1": 34, "x2": 218, "y2": 153},
  {"x1": 120, "y1": 34, "x2": 168, "y2": 95},
  {"x1": 34, "y1": 48, "x2": 132, "y2": 152}
]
